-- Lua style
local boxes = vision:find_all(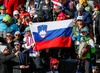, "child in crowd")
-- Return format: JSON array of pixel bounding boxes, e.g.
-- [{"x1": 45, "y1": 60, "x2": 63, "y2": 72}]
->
[{"x1": 76, "y1": 26, "x2": 96, "y2": 73}]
